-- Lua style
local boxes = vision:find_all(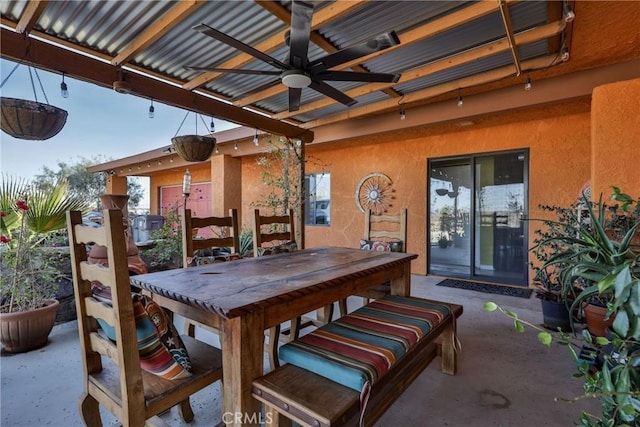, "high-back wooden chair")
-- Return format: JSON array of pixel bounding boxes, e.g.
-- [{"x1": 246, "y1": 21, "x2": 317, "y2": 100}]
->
[
  {"x1": 67, "y1": 209, "x2": 223, "y2": 426},
  {"x1": 181, "y1": 208, "x2": 241, "y2": 336},
  {"x1": 339, "y1": 208, "x2": 408, "y2": 316},
  {"x1": 181, "y1": 208, "x2": 240, "y2": 268},
  {"x1": 252, "y1": 208, "x2": 304, "y2": 369},
  {"x1": 252, "y1": 208, "x2": 296, "y2": 257}
]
